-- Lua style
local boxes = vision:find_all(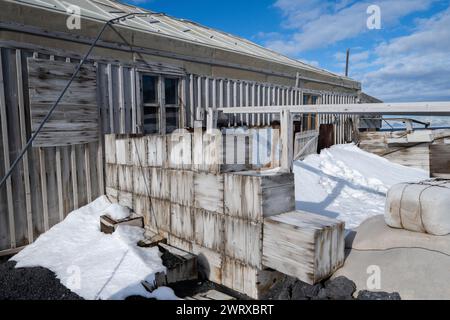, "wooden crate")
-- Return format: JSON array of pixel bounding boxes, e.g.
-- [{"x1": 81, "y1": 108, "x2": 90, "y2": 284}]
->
[
  {"x1": 191, "y1": 243, "x2": 223, "y2": 284},
  {"x1": 194, "y1": 172, "x2": 224, "y2": 214},
  {"x1": 263, "y1": 211, "x2": 345, "y2": 285},
  {"x1": 194, "y1": 209, "x2": 224, "y2": 251},
  {"x1": 166, "y1": 132, "x2": 192, "y2": 170},
  {"x1": 115, "y1": 136, "x2": 133, "y2": 165},
  {"x1": 133, "y1": 196, "x2": 171, "y2": 234},
  {"x1": 150, "y1": 168, "x2": 170, "y2": 200},
  {"x1": 224, "y1": 216, "x2": 262, "y2": 268},
  {"x1": 168, "y1": 234, "x2": 193, "y2": 253},
  {"x1": 221, "y1": 257, "x2": 284, "y2": 299},
  {"x1": 169, "y1": 170, "x2": 194, "y2": 206},
  {"x1": 117, "y1": 165, "x2": 133, "y2": 193},
  {"x1": 132, "y1": 166, "x2": 151, "y2": 196},
  {"x1": 193, "y1": 130, "x2": 223, "y2": 173},
  {"x1": 170, "y1": 204, "x2": 194, "y2": 241},
  {"x1": 105, "y1": 134, "x2": 116, "y2": 164},
  {"x1": 146, "y1": 135, "x2": 165, "y2": 167},
  {"x1": 117, "y1": 191, "x2": 133, "y2": 209},
  {"x1": 105, "y1": 164, "x2": 118, "y2": 189},
  {"x1": 224, "y1": 171, "x2": 295, "y2": 222},
  {"x1": 131, "y1": 135, "x2": 148, "y2": 167},
  {"x1": 106, "y1": 187, "x2": 118, "y2": 203}
]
